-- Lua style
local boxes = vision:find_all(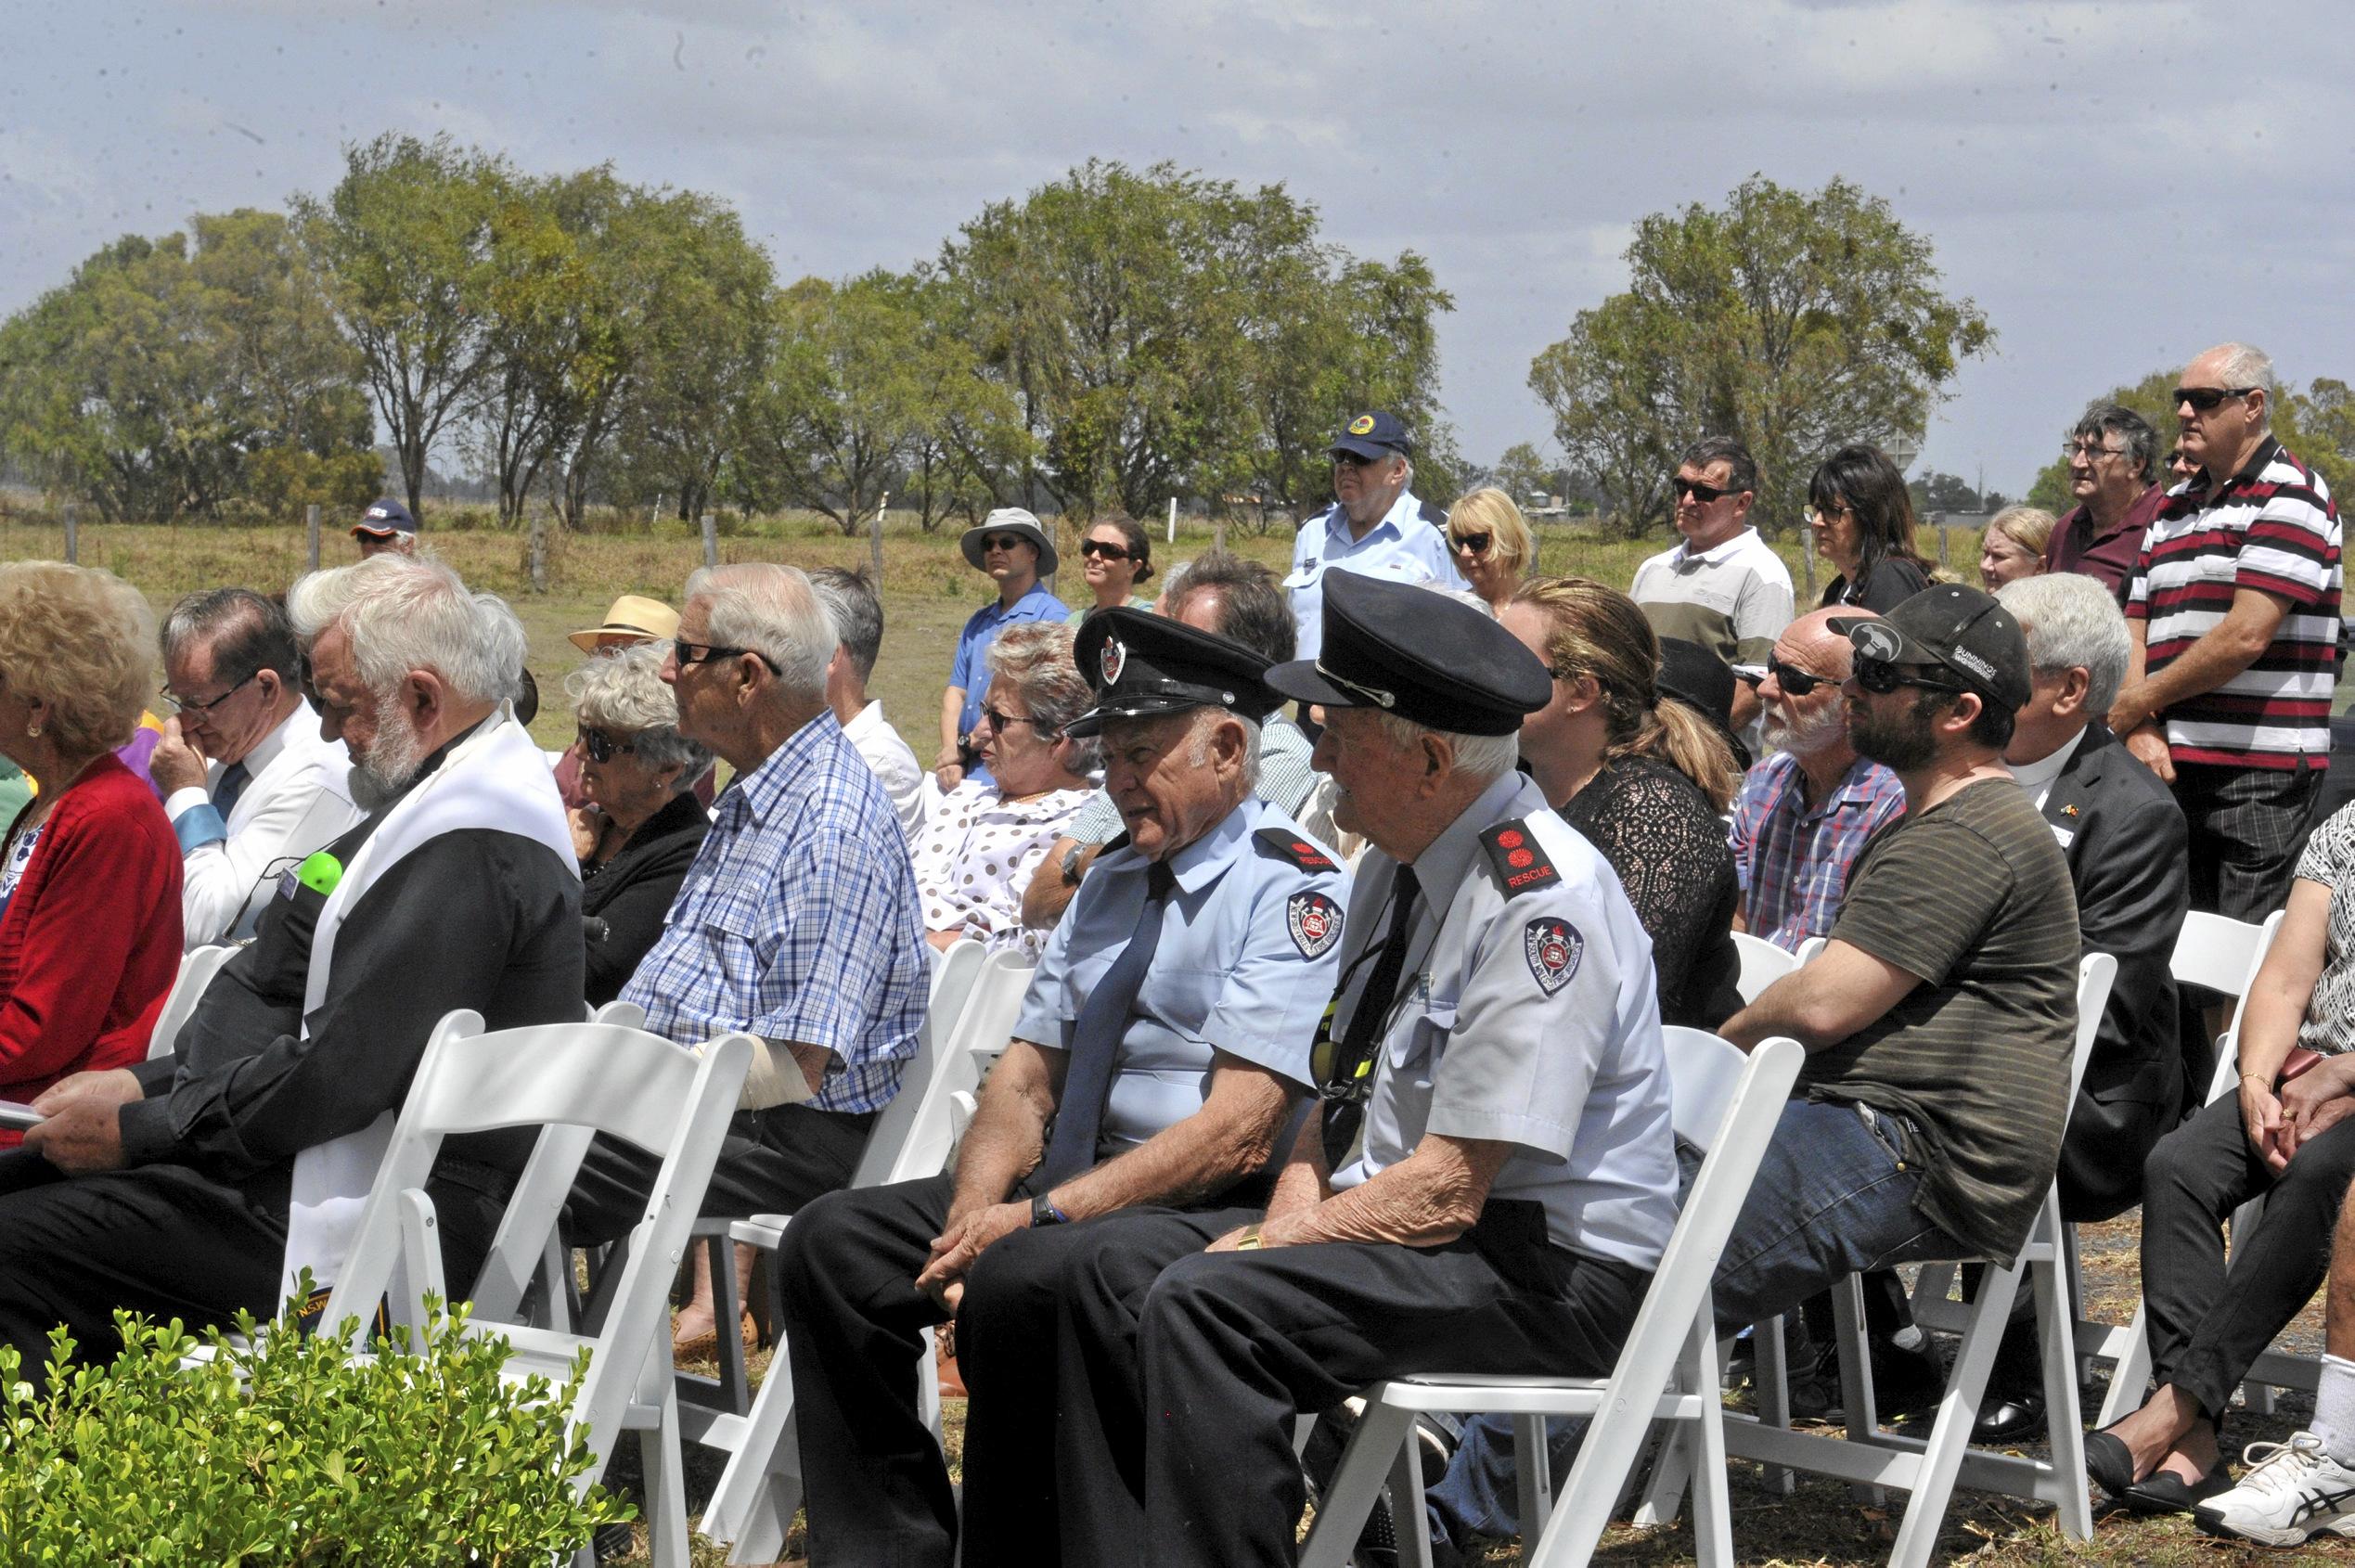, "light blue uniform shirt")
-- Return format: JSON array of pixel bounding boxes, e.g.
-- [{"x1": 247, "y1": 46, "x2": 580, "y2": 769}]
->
[
  {"x1": 1285, "y1": 491, "x2": 1469, "y2": 661},
  {"x1": 1331, "y1": 771, "x2": 1679, "y2": 1269},
  {"x1": 1012, "y1": 795, "x2": 1346, "y2": 1158}
]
